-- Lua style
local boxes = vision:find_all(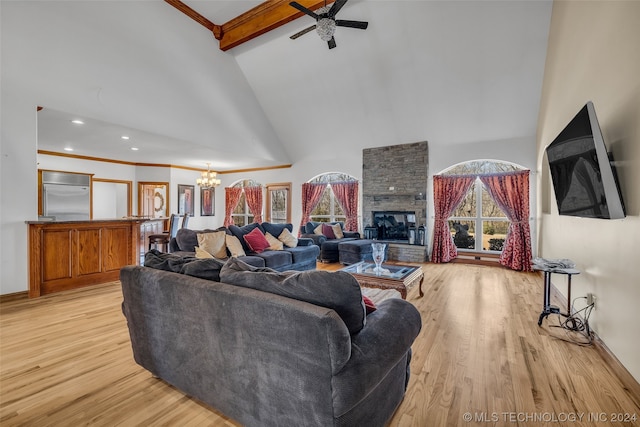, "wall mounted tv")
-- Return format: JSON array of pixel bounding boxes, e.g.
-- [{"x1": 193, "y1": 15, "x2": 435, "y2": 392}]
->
[{"x1": 545, "y1": 101, "x2": 625, "y2": 219}]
